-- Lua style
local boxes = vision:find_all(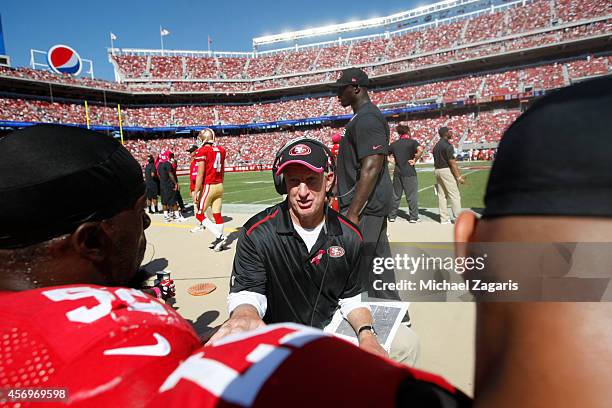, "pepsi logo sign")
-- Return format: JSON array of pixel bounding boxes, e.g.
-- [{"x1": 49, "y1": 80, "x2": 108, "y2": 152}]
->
[
  {"x1": 328, "y1": 246, "x2": 345, "y2": 258},
  {"x1": 289, "y1": 144, "x2": 311, "y2": 156},
  {"x1": 47, "y1": 44, "x2": 82, "y2": 76}
]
